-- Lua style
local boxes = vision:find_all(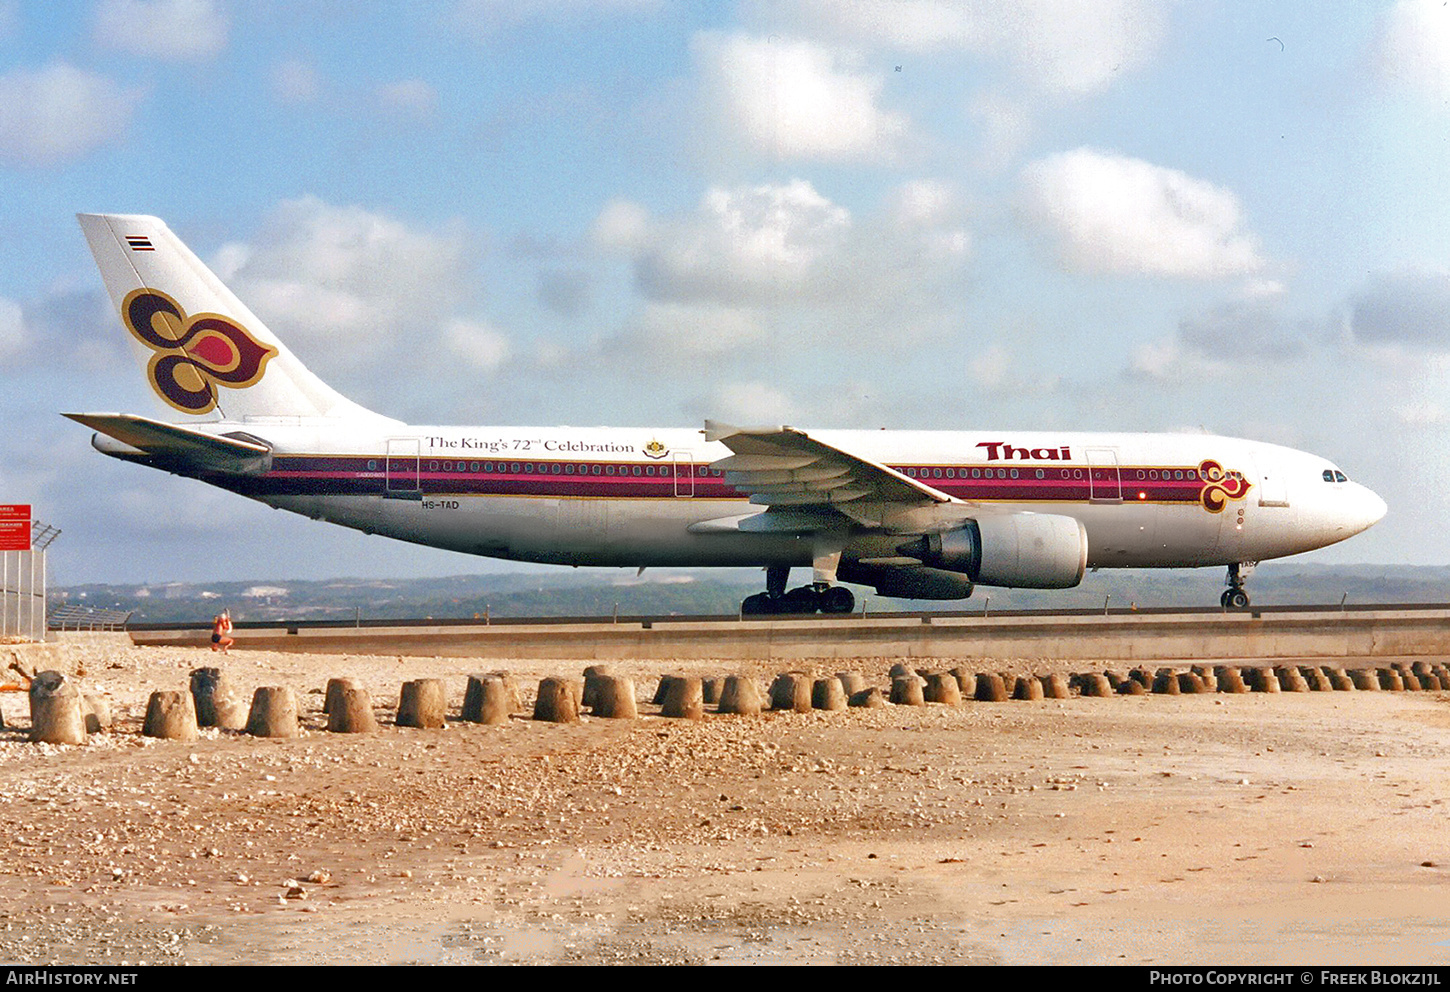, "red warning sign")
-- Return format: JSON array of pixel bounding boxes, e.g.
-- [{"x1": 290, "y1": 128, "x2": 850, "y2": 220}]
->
[{"x1": 0, "y1": 505, "x2": 32, "y2": 551}]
